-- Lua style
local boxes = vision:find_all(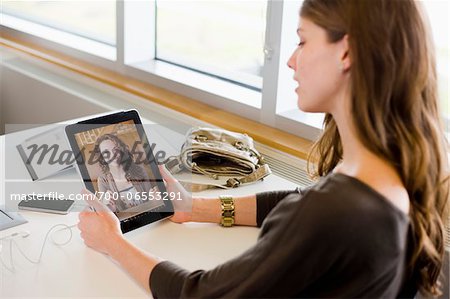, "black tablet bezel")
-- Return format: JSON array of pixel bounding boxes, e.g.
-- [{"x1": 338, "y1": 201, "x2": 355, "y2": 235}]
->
[{"x1": 65, "y1": 110, "x2": 174, "y2": 233}]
